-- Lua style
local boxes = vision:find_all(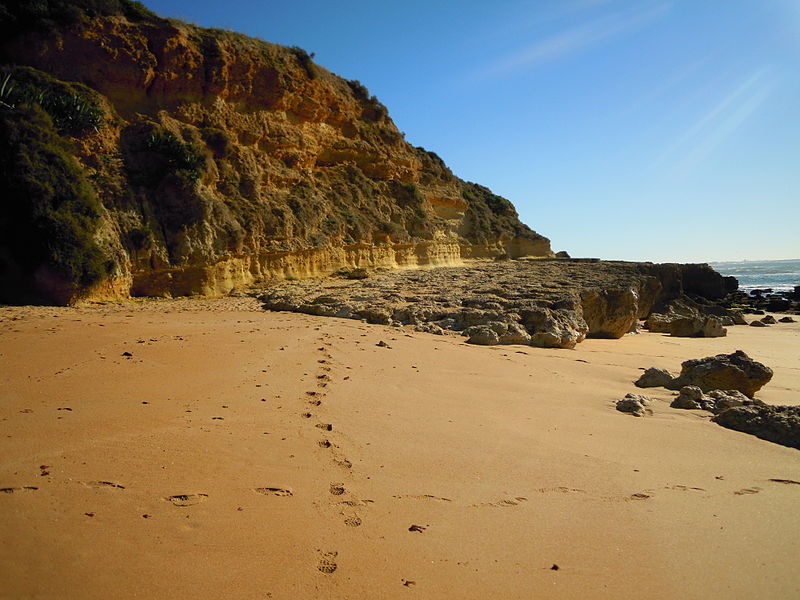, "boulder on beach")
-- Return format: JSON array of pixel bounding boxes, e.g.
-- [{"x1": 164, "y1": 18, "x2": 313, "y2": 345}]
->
[
  {"x1": 670, "y1": 386, "x2": 753, "y2": 413},
  {"x1": 635, "y1": 367, "x2": 675, "y2": 388},
  {"x1": 749, "y1": 320, "x2": 768, "y2": 327},
  {"x1": 778, "y1": 316, "x2": 796, "y2": 323},
  {"x1": 616, "y1": 393, "x2": 653, "y2": 417},
  {"x1": 761, "y1": 315, "x2": 777, "y2": 324},
  {"x1": 713, "y1": 405, "x2": 800, "y2": 450},
  {"x1": 670, "y1": 350, "x2": 772, "y2": 398}
]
